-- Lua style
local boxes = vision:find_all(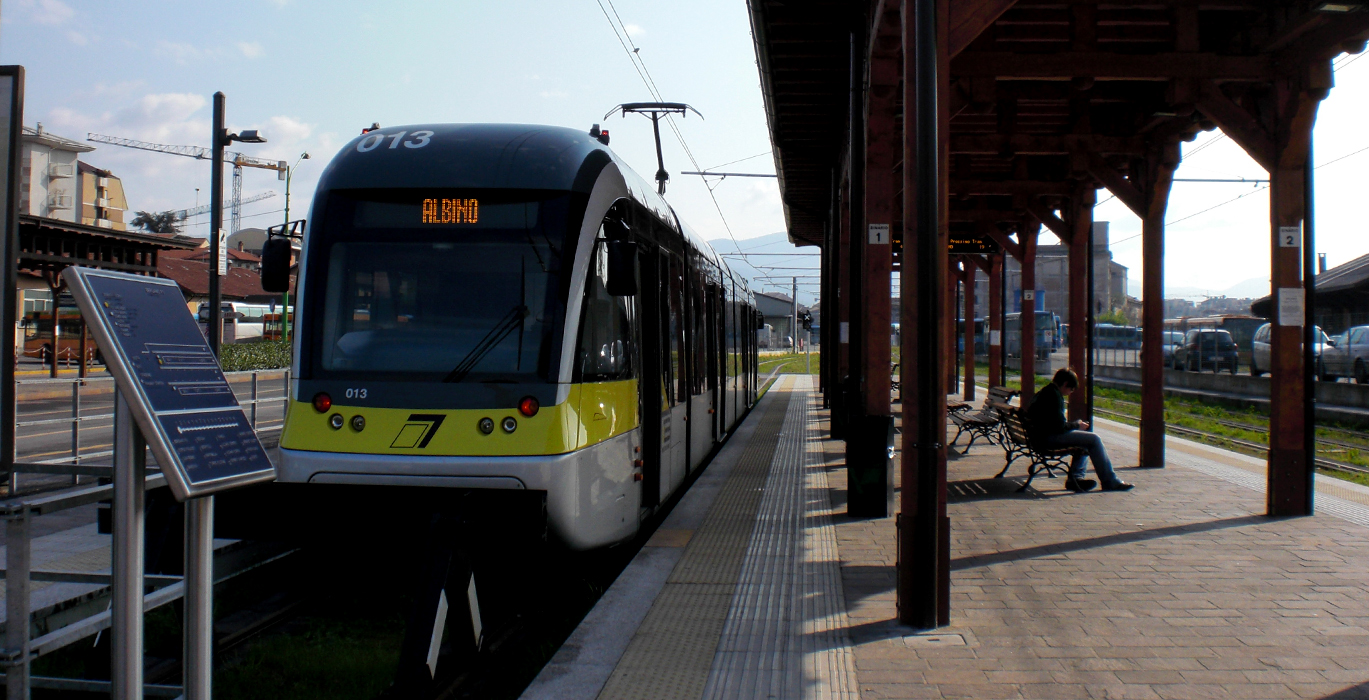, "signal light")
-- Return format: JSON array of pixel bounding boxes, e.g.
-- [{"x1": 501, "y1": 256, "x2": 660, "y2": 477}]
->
[
  {"x1": 312, "y1": 393, "x2": 332, "y2": 413},
  {"x1": 519, "y1": 396, "x2": 540, "y2": 417}
]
